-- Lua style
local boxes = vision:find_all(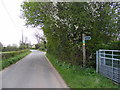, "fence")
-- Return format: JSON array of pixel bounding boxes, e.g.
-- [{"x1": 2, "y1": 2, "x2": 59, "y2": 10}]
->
[{"x1": 96, "y1": 49, "x2": 120, "y2": 83}]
